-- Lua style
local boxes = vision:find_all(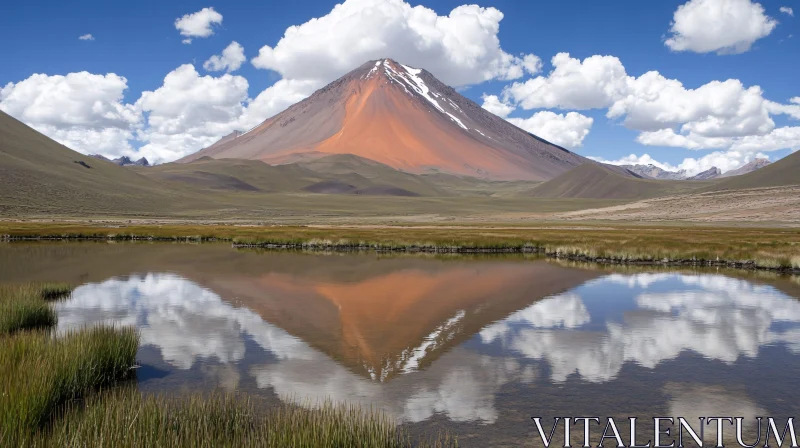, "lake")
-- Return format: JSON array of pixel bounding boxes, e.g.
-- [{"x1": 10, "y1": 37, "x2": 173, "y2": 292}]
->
[{"x1": 2, "y1": 242, "x2": 799, "y2": 446}]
